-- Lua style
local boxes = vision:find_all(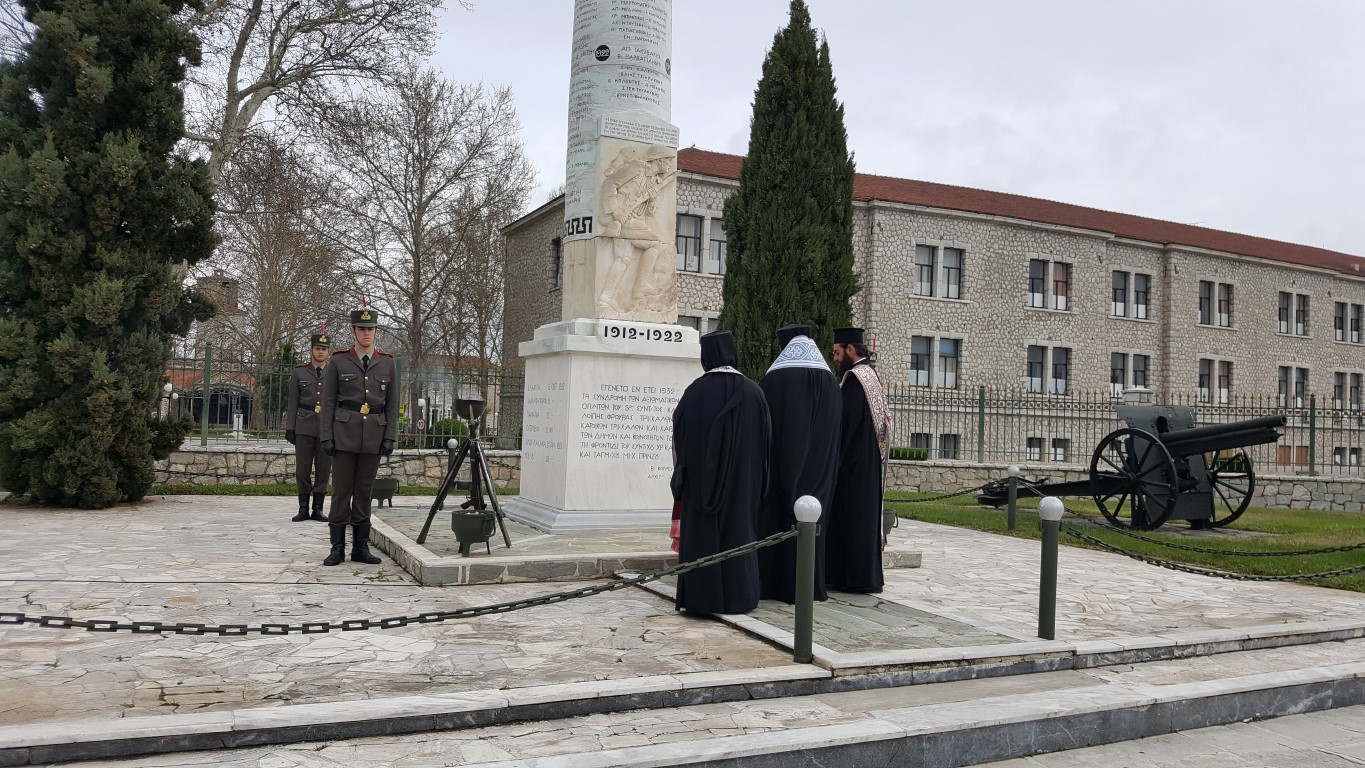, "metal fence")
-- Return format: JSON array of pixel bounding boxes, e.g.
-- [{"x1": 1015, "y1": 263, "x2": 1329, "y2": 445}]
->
[
  {"x1": 162, "y1": 349, "x2": 525, "y2": 450},
  {"x1": 160, "y1": 353, "x2": 1365, "y2": 476},
  {"x1": 885, "y1": 384, "x2": 1365, "y2": 476}
]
